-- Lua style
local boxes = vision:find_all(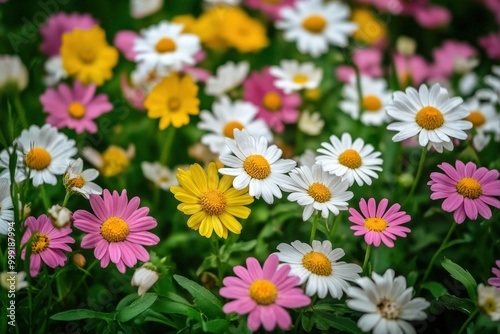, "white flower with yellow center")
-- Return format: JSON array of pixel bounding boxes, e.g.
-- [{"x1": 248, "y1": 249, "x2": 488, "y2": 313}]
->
[
  {"x1": 0, "y1": 178, "x2": 14, "y2": 235},
  {"x1": 198, "y1": 96, "x2": 273, "y2": 155},
  {"x1": 276, "y1": 240, "x2": 361, "y2": 299},
  {"x1": 316, "y1": 133, "x2": 383, "y2": 187},
  {"x1": 205, "y1": 61, "x2": 249, "y2": 97},
  {"x1": 478, "y1": 283, "x2": 500, "y2": 321},
  {"x1": 134, "y1": 21, "x2": 200, "y2": 72},
  {"x1": 141, "y1": 161, "x2": 178, "y2": 190},
  {"x1": 276, "y1": 0, "x2": 357, "y2": 57},
  {"x1": 347, "y1": 269, "x2": 430, "y2": 334},
  {"x1": 219, "y1": 129, "x2": 296, "y2": 204},
  {"x1": 463, "y1": 97, "x2": 500, "y2": 151},
  {"x1": 281, "y1": 164, "x2": 353, "y2": 221},
  {"x1": 340, "y1": 76, "x2": 392, "y2": 126},
  {"x1": 386, "y1": 83, "x2": 472, "y2": 148},
  {"x1": 63, "y1": 158, "x2": 102, "y2": 199},
  {"x1": 269, "y1": 60, "x2": 323, "y2": 93}
]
